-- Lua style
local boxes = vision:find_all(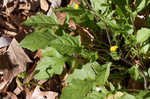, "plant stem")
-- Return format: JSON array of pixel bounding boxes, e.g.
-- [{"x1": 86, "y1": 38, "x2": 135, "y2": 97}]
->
[
  {"x1": 138, "y1": 66, "x2": 148, "y2": 90},
  {"x1": 84, "y1": 0, "x2": 112, "y2": 46}
]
